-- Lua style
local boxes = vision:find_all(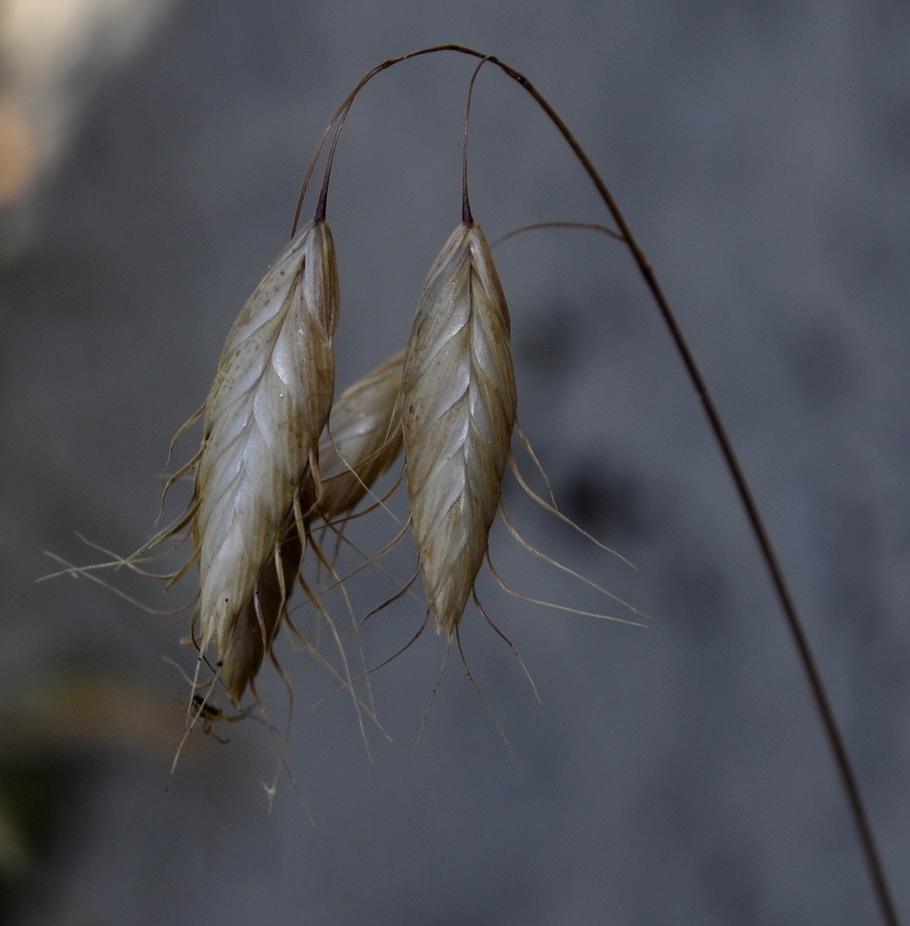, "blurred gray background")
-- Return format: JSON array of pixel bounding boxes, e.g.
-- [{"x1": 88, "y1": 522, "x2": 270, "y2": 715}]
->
[{"x1": 1, "y1": 0, "x2": 908, "y2": 923}]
